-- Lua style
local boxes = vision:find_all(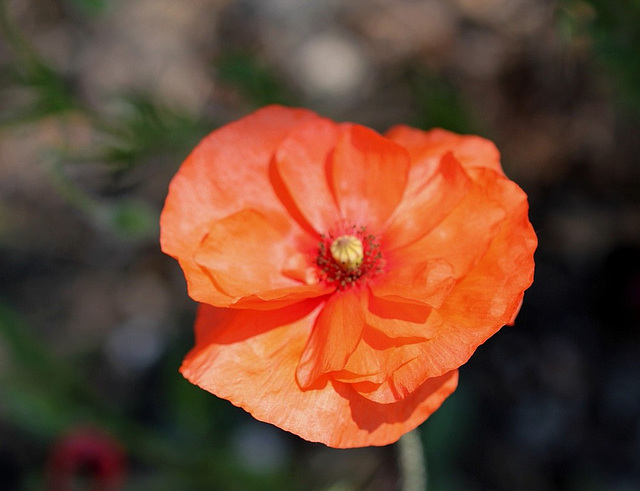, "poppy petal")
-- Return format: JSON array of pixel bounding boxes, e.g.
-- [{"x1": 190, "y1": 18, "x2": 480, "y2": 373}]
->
[
  {"x1": 164, "y1": 107, "x2": 536, "y2": 448},
  {"x1": 273, "y1": 118, "x2": 341, "y2": 234},
  {"x1": 182, "y1": 303, "x2": 458, "y2": 448},
  {"x1": 355, "y1": 171, "x2": 536, "y2": 398},
  {"x1": 393, "y1": 167, "x2": 506, "y2": 281},
  {"x1": 330, "y1": 125, "x2": 410, "y2": 231},
  {"x1": 364, "y1": 289, "x2": 434, "y2": 339},
  {"x1": 161, "y1": 106, "x2": 320, "y2": 306},
  {"x1": 386, "y1": 125, "x2": 504, "y2": 175},
  {"x1": 337, "y1": 295, "x2": 442, "y2": 404},
  {"x1": 435, "y1": 169, "x2": 537, "y2": 340},
  {"x1": 194, "y1": 208, "x2": 332, "y2": 308},
  {"x1": 330, "y1": 369, "x2": 458, "y2": 447},
  {"x1": 347, "y1": 314, "x2": 446, "y2": 404},
  {"x1": 333, "y1": 326, "x2": 426, "y2": 386},
  {"x1": 384, "y1": 152, "x2": 472, "y2": 251},
  {"x1": 371, "y1": 171, "x2": 537, "y2": 386},
  {"x1": 370, "y1": 257, "x2": 456, "y2": 309},
  {"x1": 351, "y1": 353, "x2": 440, "y2": 404},
  {"x1": 296, "y1": 289, "x2": 365, "y2": 389}
]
